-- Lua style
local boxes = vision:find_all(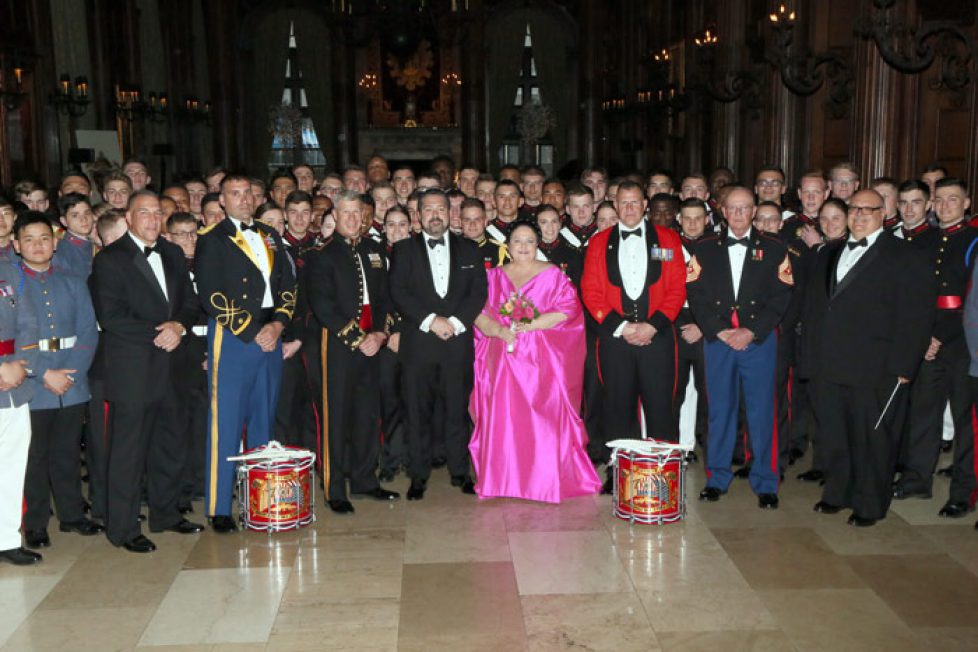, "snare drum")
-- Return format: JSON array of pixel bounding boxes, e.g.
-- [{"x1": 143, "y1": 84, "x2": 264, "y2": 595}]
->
[
  {"x1": 613, "y1": 447, "x2": 686, "y2": 524},
  {"x1": 233, "y1": 443, "x2": 316, "y2": 532}
]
